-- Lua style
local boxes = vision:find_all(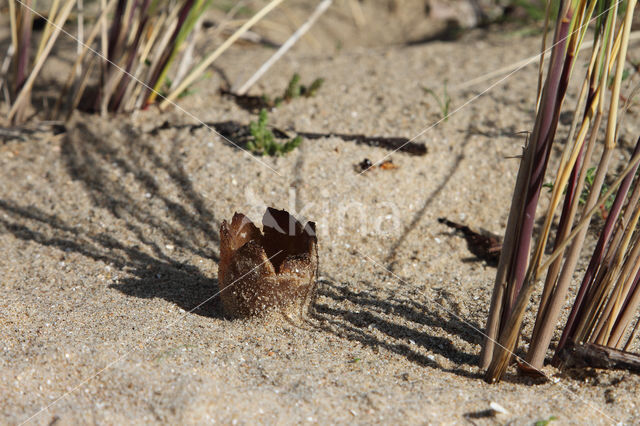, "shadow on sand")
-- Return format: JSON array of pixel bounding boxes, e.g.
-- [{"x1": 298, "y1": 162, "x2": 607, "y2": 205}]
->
[
  {"x1": 0, "y1": 121, "x2": 541, "y2": 384},
  {"x1": 0, "y1": 121, "x2": 222, "y2": 318},
  {"x1": 310, "y1": 277, "x2": 545, "y2": 385},
  {"x1": 310, "y1": 275, "x2": 484, "y2": 380}
]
